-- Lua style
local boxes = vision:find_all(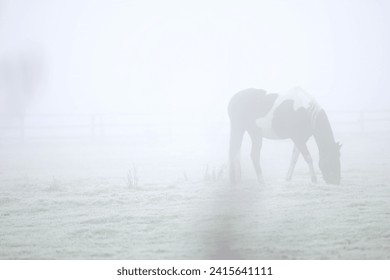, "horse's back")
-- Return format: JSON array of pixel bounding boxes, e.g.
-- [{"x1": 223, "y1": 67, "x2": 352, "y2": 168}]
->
[
  {"x1": 279, "y1": 87, "x2": 316, "y2": 110},
  {"x1": 228, "y1": 88, "x2": 278, "y2": 127},
  {"x1": 270, "y1": 87, "x2": 321, "y2": 140},
  {"x1": 228, "y1": 87, "x2": 321, "y2": 140}
]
